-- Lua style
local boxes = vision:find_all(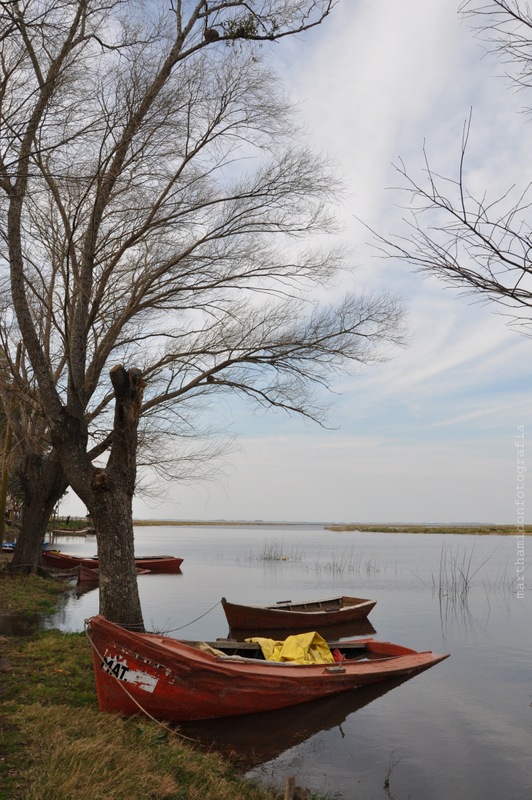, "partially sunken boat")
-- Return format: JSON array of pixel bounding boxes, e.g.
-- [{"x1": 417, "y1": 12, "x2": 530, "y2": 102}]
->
[{"x1": 86, "y1": 614, "x2": 449, "y2": 722}]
